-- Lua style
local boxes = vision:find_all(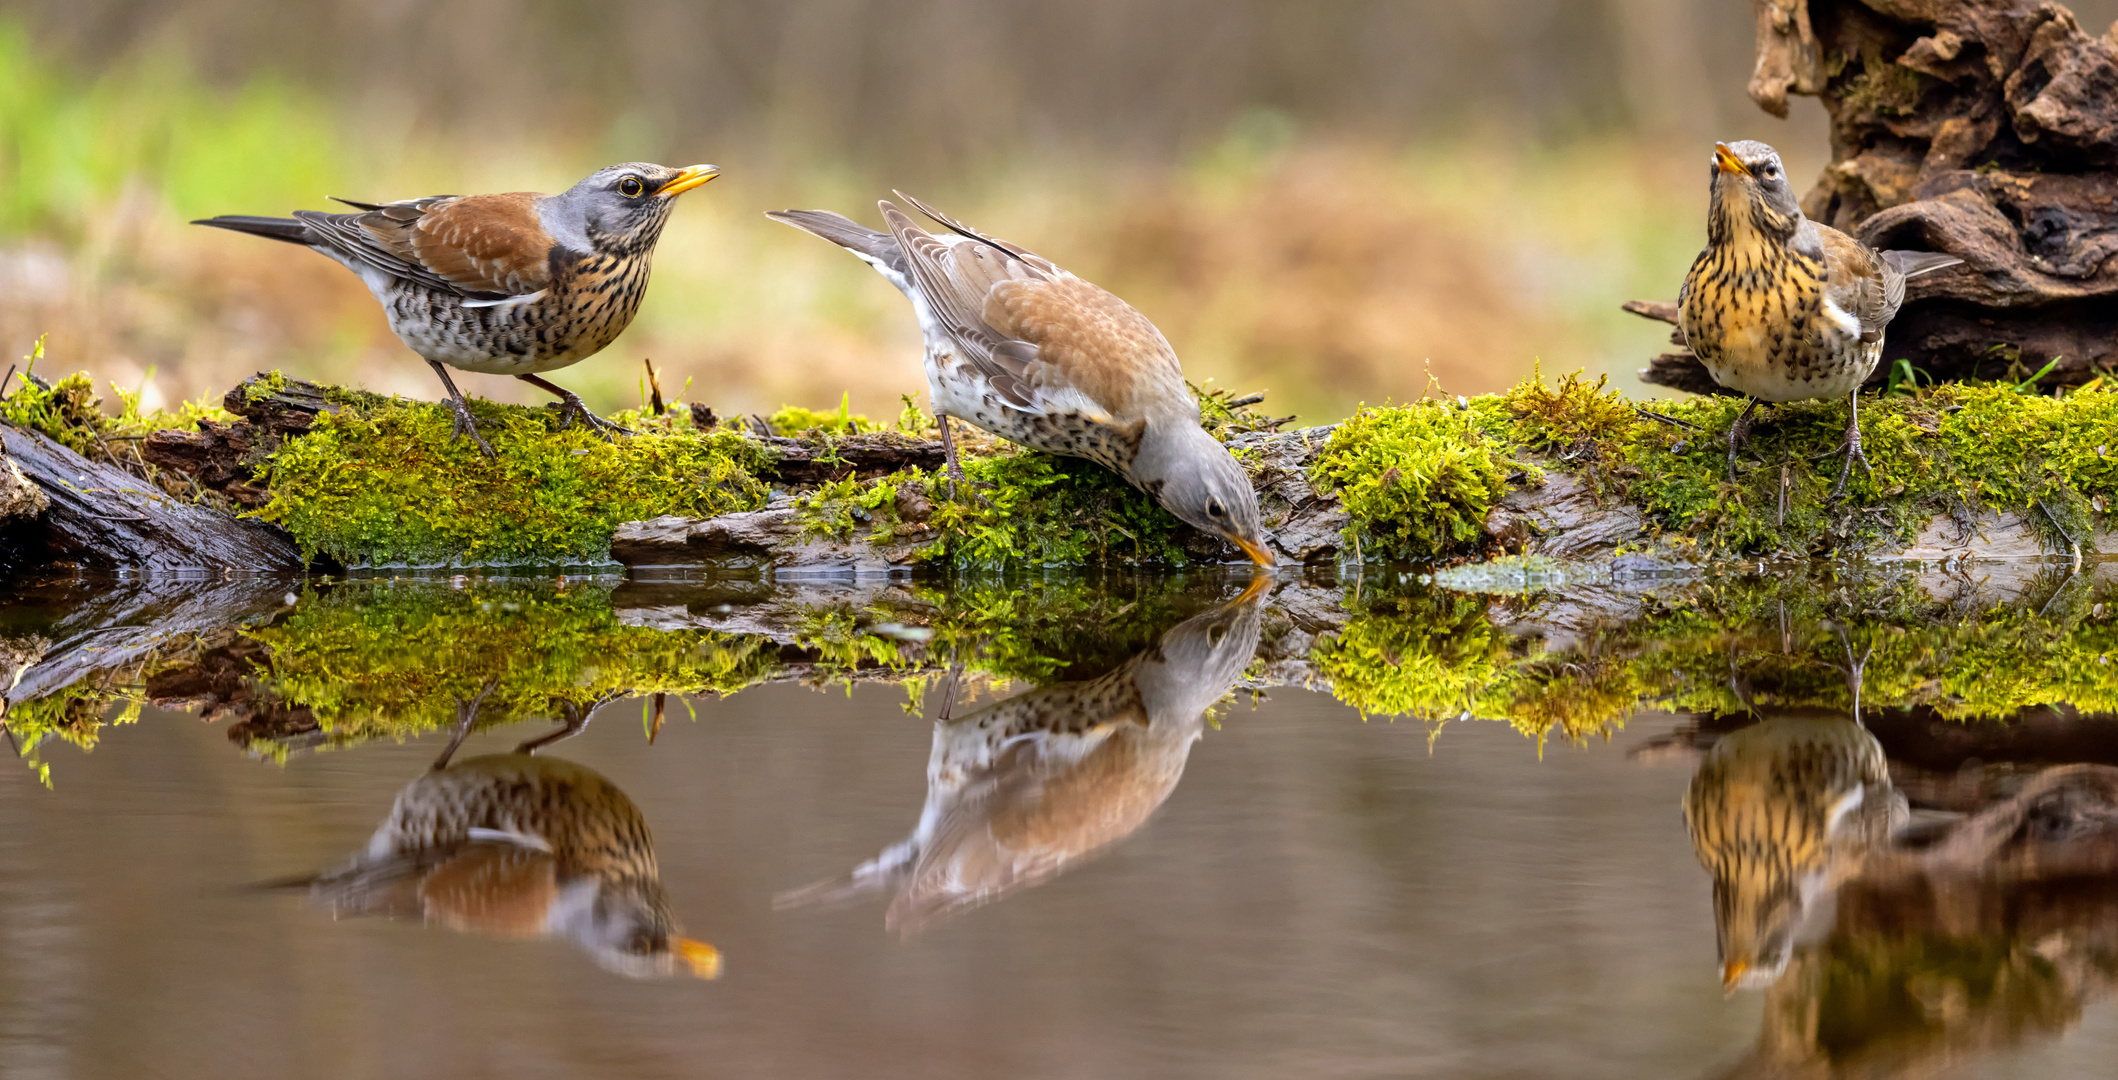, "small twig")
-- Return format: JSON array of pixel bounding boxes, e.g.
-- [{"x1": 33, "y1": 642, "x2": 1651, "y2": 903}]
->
[
  {"x1": 1632, "y1": 405, "x2": 1701, "y2": 431},
  {"x1": 1778, "y1": 462, "x2": 1789, "y2": 529},
  {"x1": 0, "y1": 364, "x2": 14, "y2": 400},
  {"x1": 2036, "y1": 497, "x2": 2083, "y2": 570},
  {"x1": 1223, "y1": 392, "x2": 1266, "y2": 409},
  {"x1": 643, "y1": 358, "x2": 667, "y2": 416}
]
